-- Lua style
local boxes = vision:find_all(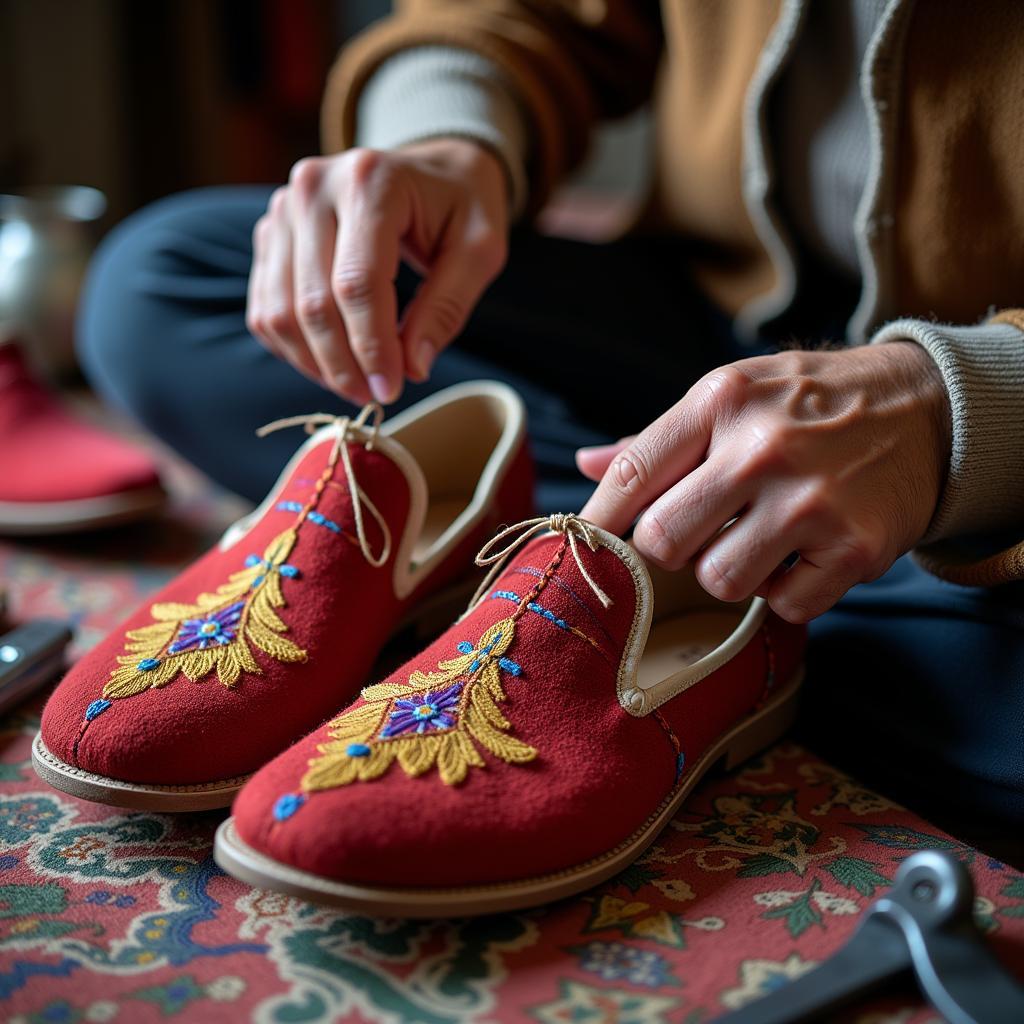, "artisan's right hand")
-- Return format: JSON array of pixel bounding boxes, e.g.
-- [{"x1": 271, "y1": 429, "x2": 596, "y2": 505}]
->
[{"x1": 246, "y1": 139, "x2": 510, "y2": 405}]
